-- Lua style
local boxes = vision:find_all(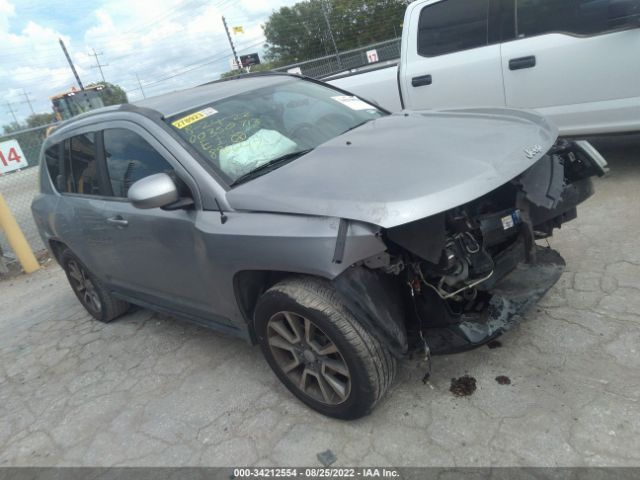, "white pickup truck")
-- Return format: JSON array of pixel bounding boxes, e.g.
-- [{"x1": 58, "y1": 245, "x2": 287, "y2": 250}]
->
[{"x1": 328, "y1": 0, "x2": 640, "y2": 136}]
